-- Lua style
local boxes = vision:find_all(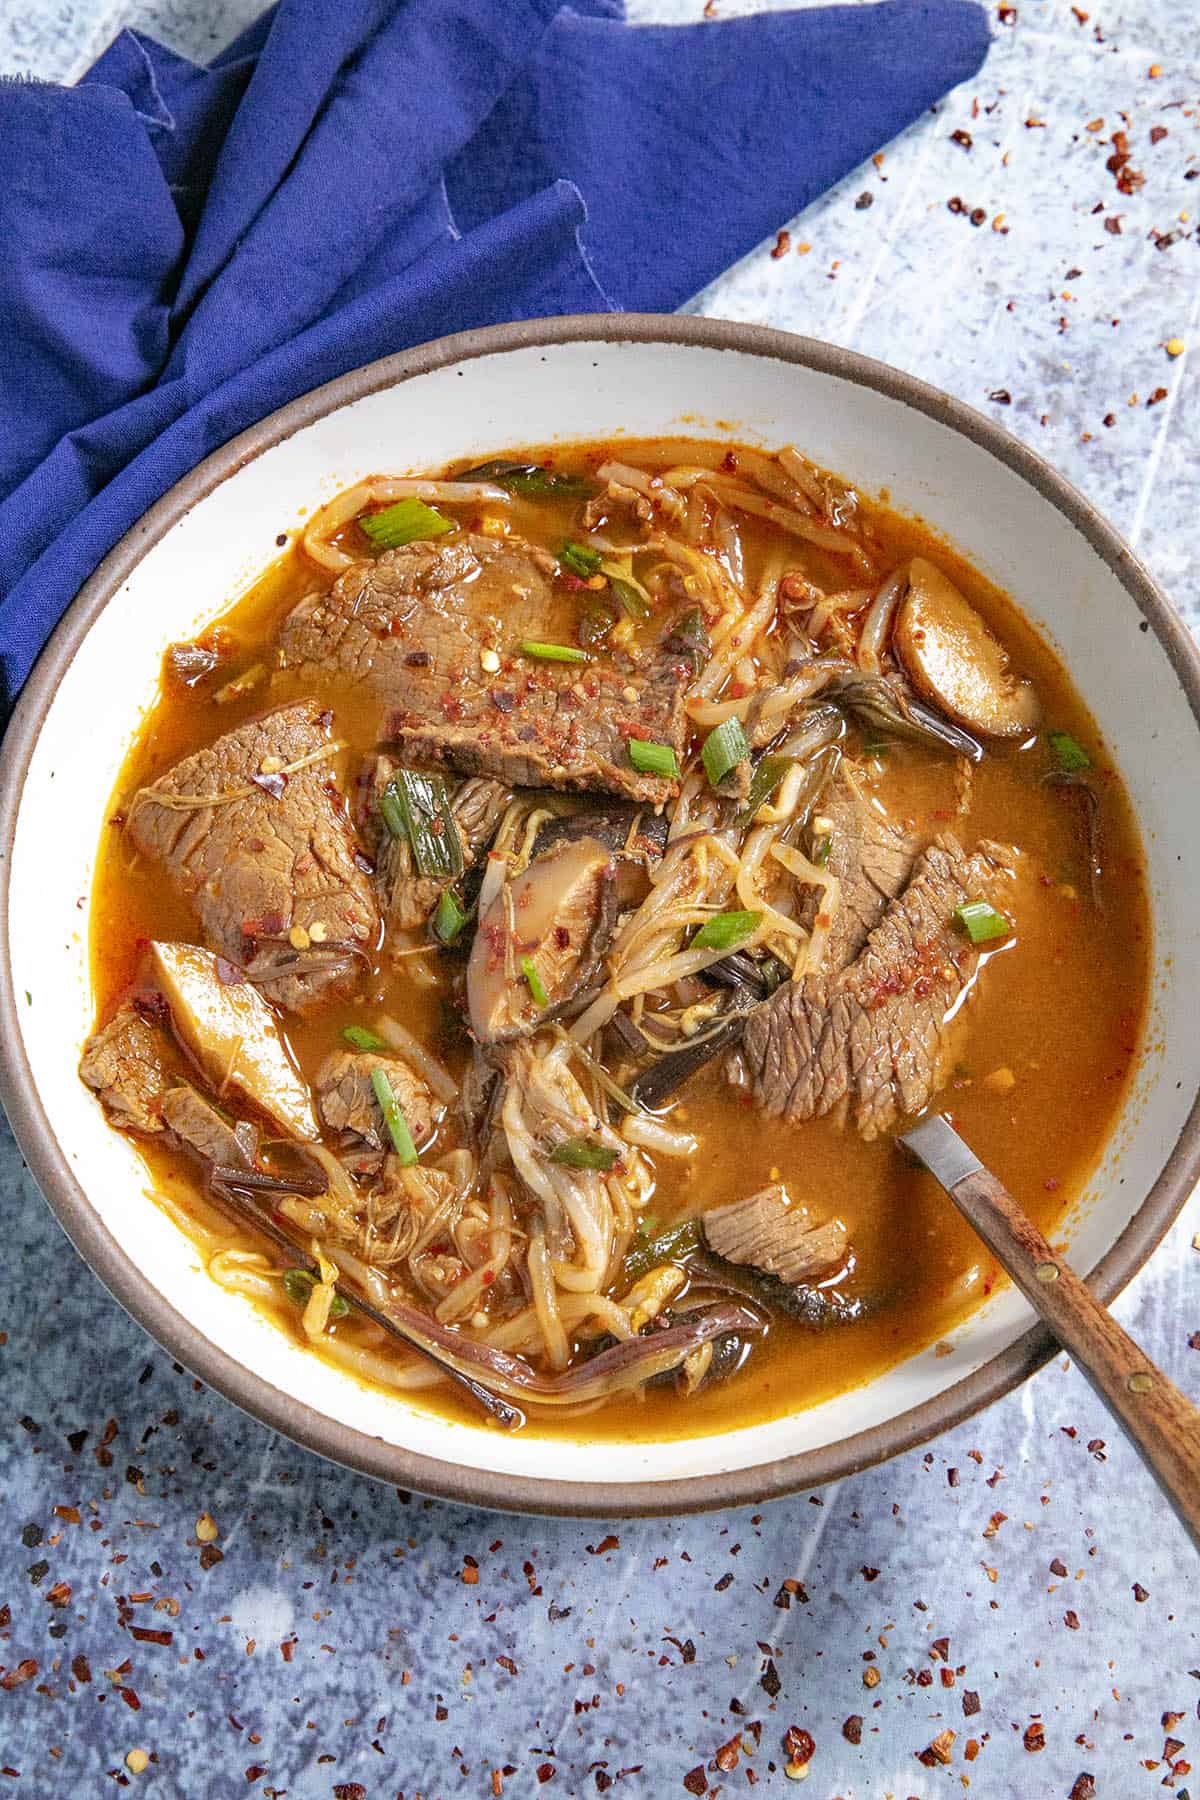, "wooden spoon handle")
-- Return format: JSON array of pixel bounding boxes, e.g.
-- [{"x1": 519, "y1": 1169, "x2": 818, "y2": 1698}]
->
[{"x1": 947, "y1": 1163, "x2": 1200, "y2": 1549}]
